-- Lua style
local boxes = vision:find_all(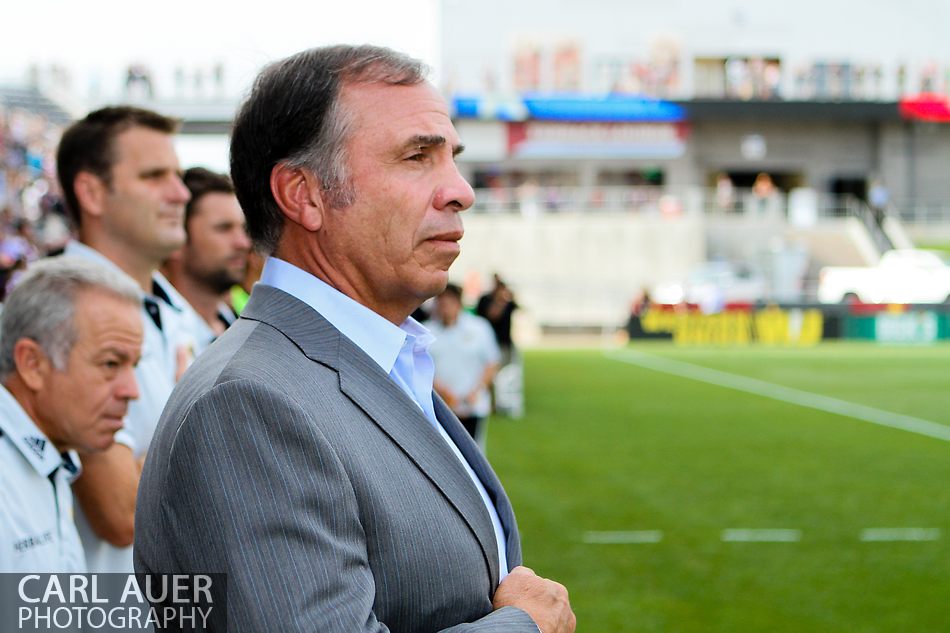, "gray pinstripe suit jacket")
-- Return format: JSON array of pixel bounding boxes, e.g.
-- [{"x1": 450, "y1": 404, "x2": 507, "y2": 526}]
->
[{"x1": 134, "y1": 284, "x2": 537, "y2": 632}]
